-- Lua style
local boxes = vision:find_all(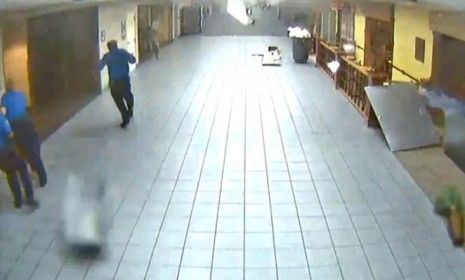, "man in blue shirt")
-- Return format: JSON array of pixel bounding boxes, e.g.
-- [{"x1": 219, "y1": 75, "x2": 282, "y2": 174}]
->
[
  {"x1": 0, "y1": 110, "x2": 38, "y2": 209},
  {"x1": 98, "y1": 40, "x2": 136, "y2": 128},
  {"x1": 1, "y1": 80, "x2": 47, "y2": 188}
]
